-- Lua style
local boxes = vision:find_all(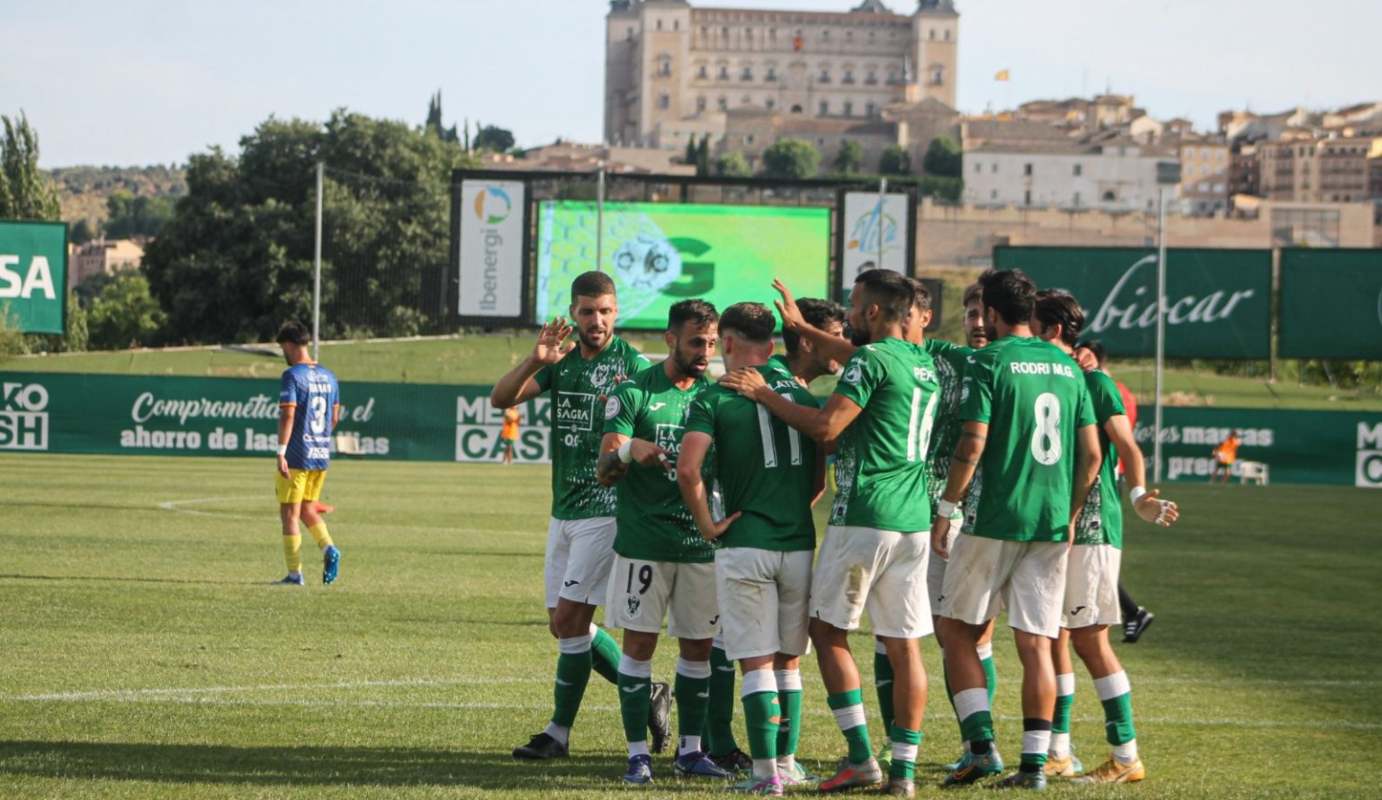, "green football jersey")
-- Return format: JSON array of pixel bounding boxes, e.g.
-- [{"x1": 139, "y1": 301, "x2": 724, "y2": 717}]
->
[
  {"x1": 685, "y1": 359, "x2": 819, "y2": 552},
  {"x1": 830, "y1": 337, "x2": 941, "y2": 532},
  {"x1": 1074, "y1": 369, "x2": 1127, "y2": 548},
  {"x1": 960, "y1": 336, "x2": 1098, "y2": 542},
  {"x1": 533, "y1": 336, "x2": 651, "y2": 521},
  {"x1": 924, "y1": 339, "x2": 974, "y2": 519},
  {"x1": 604, "y1": 365, "x2": 715, "y2": 563}
]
